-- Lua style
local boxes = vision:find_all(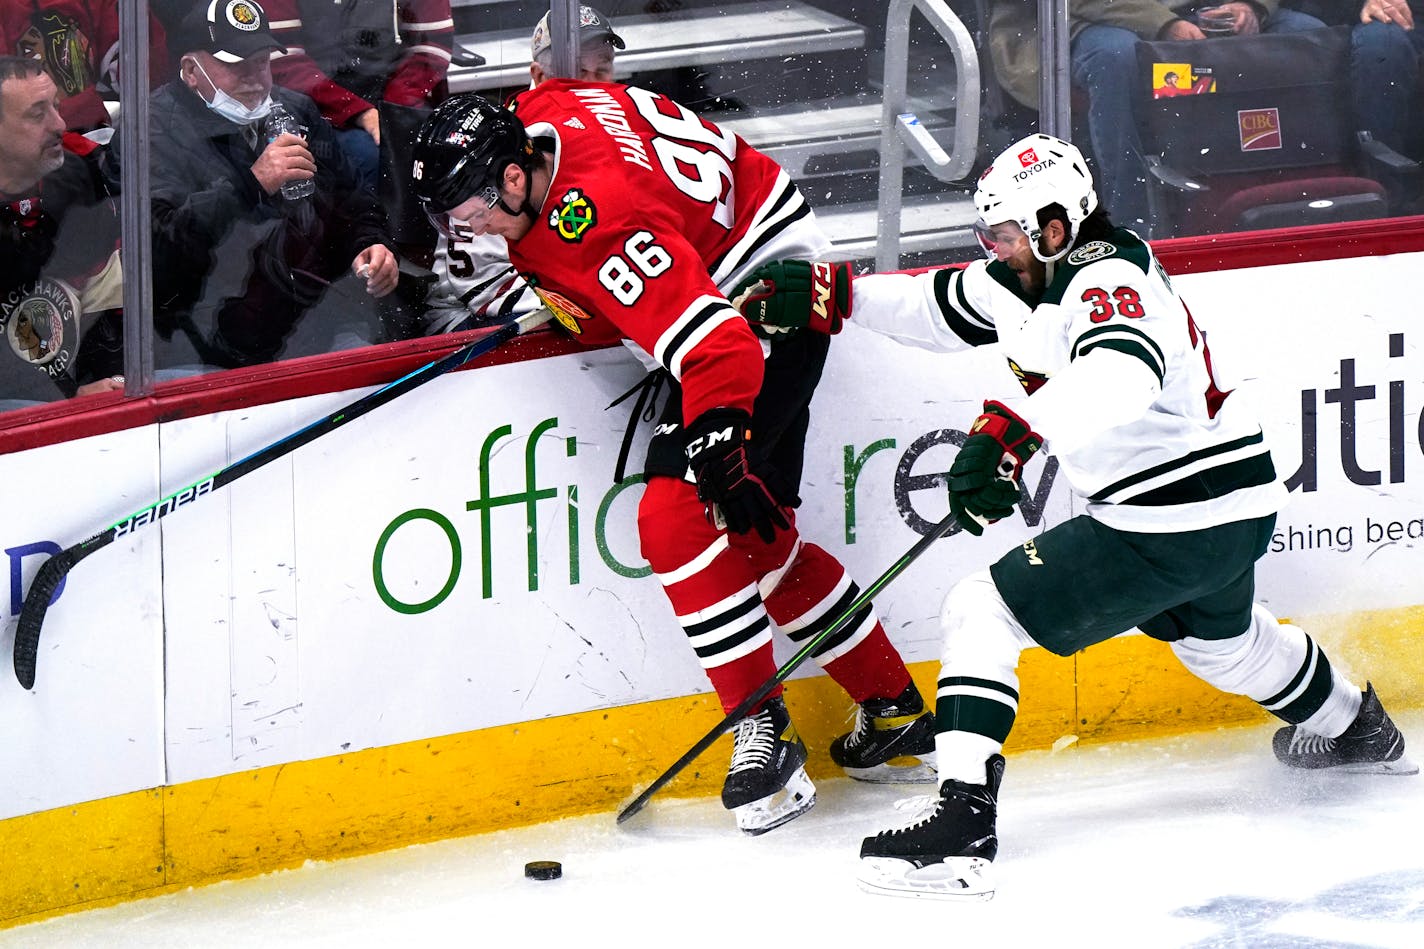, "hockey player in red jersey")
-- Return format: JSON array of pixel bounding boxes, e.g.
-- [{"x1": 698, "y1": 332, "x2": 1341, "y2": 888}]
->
[
  {"x1": 411, "y1": 87, "x2": 937, "y2": 834},
  {"x1": 730, "y1": 133, "x2": 1416, "y2": 893}
]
